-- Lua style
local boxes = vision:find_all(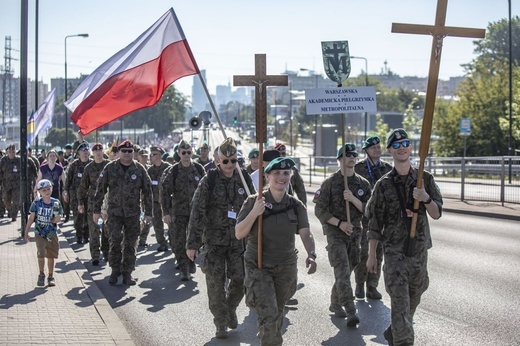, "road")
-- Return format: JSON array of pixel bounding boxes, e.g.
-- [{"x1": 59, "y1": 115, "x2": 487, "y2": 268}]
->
[{"x1": 62, "y1": 206, "x2": 520, "y2": 346}]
